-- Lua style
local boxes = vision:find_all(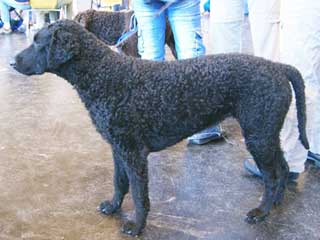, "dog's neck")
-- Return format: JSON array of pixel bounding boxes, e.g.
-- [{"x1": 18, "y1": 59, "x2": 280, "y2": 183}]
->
[{"x1": 51, "y1": 38, "x2": 134, "y2": 107}]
